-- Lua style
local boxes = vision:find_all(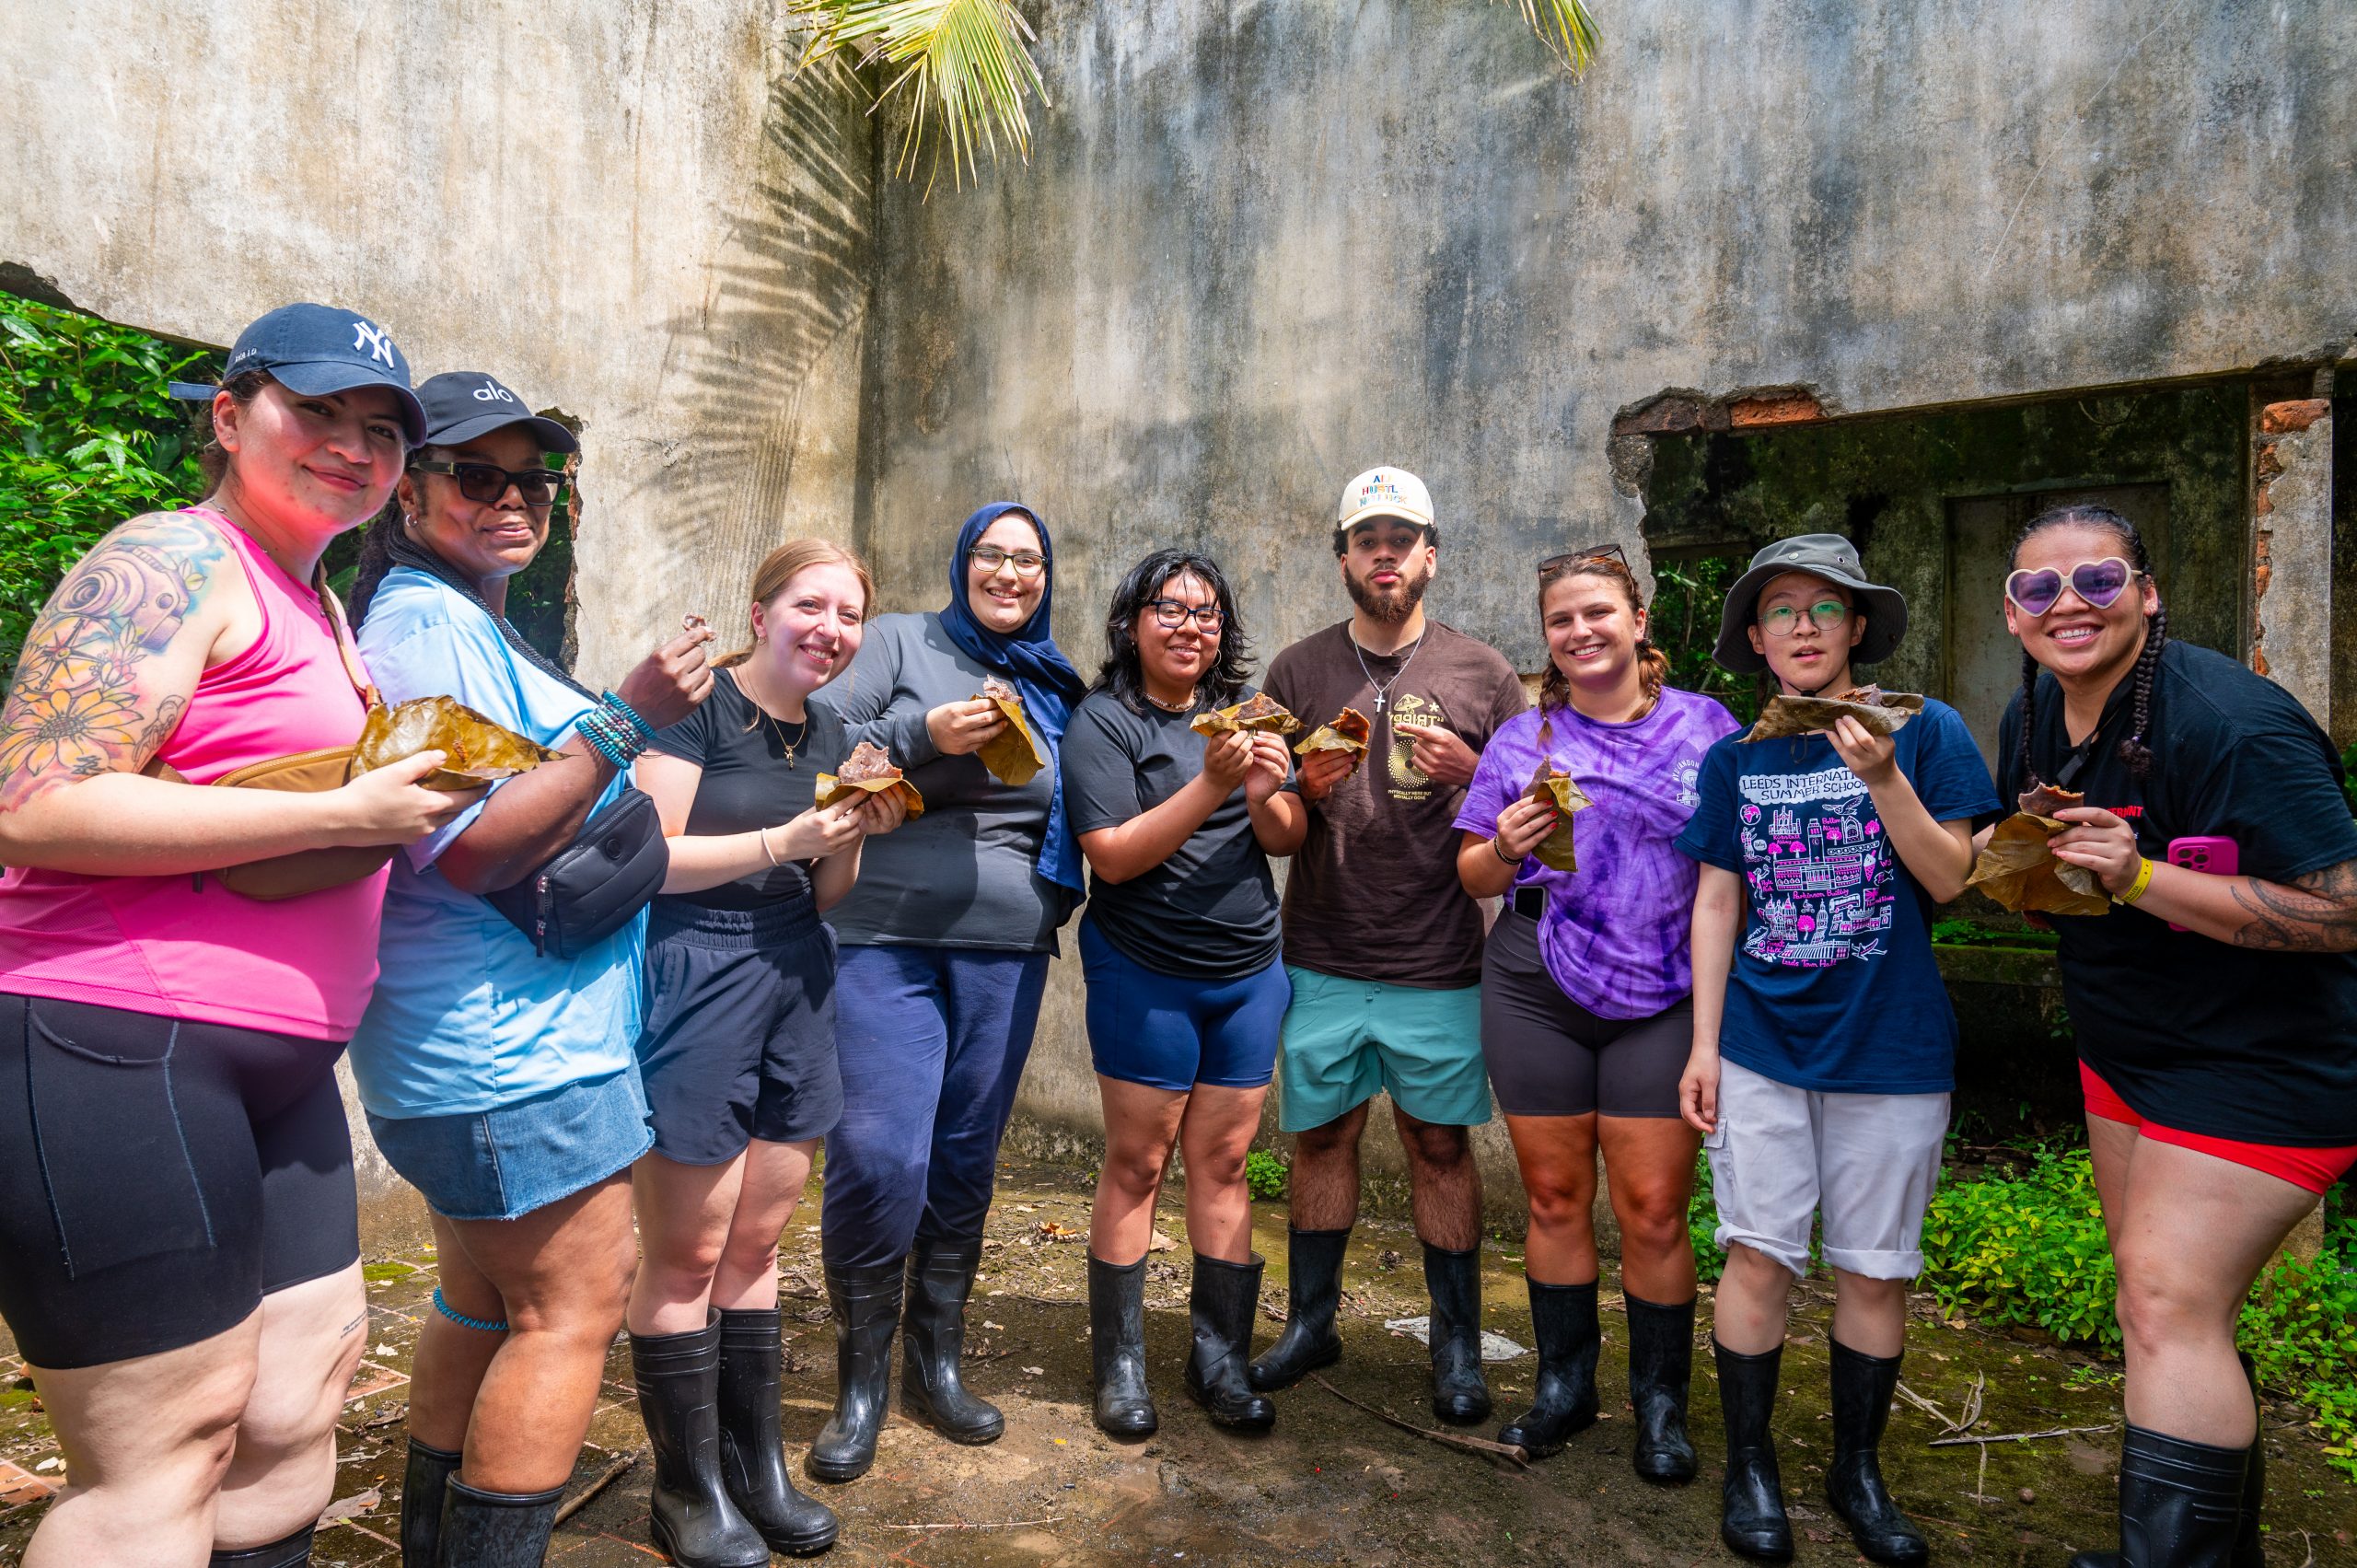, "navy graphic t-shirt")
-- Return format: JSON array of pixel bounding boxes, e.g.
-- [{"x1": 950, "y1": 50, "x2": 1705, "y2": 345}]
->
[{"x1": 1675, "y1": 699, "x2": 1999, "y2": 1095}]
